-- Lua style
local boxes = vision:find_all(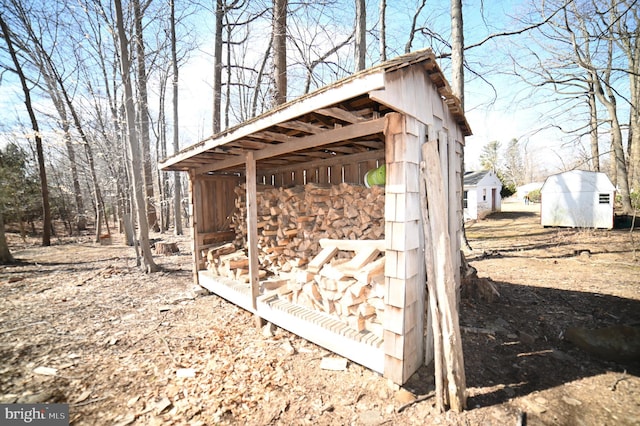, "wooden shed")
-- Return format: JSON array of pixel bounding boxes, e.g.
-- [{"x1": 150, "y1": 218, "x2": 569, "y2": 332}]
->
[
  {"x1": 540, "y1": 170, "x2": 616, "y2": 229},
  {"x1": 160, "y1": 49, "x2": 471, "y2": 385},
  {"x1": 463, "y1": 170, "x2": 502, "y2": 220}
]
